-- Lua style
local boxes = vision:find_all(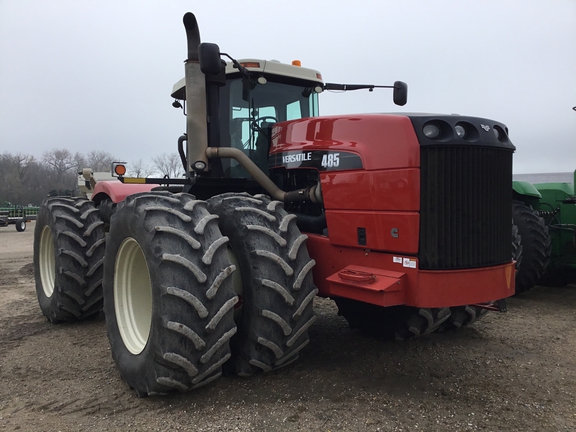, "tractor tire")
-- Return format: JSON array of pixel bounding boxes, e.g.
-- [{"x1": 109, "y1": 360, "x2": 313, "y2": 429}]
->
[
  {"x1": 436, "y1": 305, "x2": 490, "y2": 331},
  {"x1": 207, "y1": 193, "x2": 318, "y2": 376},
  {"x1": 33, "y1": 197, "x2": 106, "y2": 322},
  {"x1": 334, "y1": 298, "x2": 450, "y2": 340},
  {"x1": 512, "y1": 201, "x2": 551, "y2": 294},
  {"x1": 16, "y1": 219, "x2": 26, "y2": 232},
  {"x1": 103, "y1": 192, "x2": 238, "y2": 396}
]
